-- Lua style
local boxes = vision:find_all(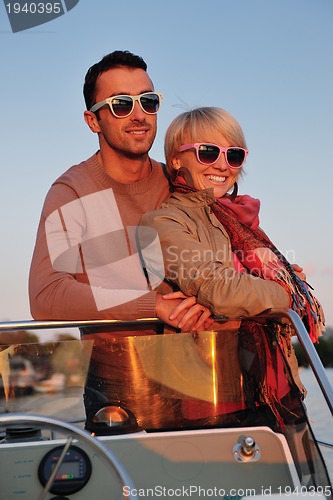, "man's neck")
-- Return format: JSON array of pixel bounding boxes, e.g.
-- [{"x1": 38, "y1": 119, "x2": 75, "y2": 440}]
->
[{"x1": 97, "y1": 150, "x2": 152, "y2": 184}]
